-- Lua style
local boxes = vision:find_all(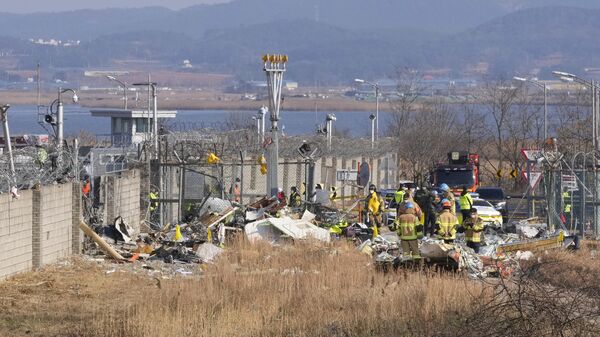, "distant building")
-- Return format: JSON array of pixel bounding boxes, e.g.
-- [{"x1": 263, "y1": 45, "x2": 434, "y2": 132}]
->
[{"x1": 90, "y1": 109, "x2": 177, "y2": 147}]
